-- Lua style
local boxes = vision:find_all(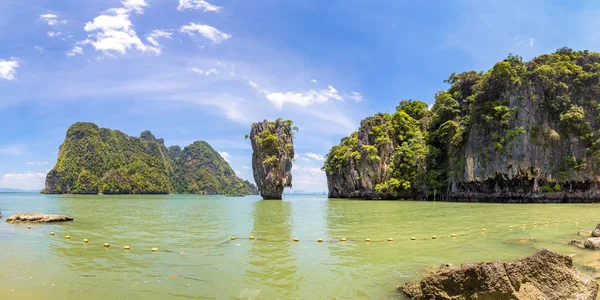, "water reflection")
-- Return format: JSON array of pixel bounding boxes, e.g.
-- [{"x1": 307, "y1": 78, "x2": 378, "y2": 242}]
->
[{"x1": 244, "y1": 200, "x2": 299, "y2": 298}]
